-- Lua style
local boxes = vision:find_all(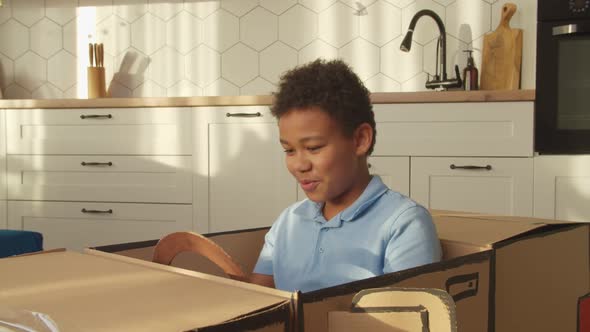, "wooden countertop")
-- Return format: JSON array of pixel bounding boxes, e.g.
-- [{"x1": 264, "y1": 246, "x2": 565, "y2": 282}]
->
[{"x1": 0, "y1": 90, "x2": 534, "y2": 109}]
